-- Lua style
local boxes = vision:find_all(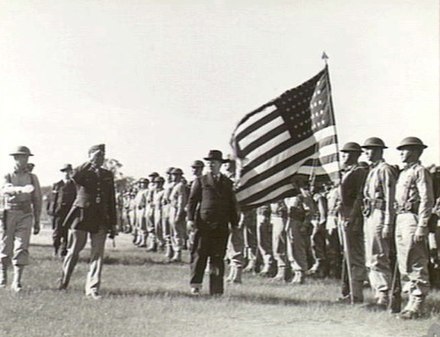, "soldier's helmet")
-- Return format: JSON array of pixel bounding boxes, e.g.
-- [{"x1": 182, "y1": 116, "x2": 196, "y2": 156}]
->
[
  {"x1": 191, "y1": 160, "x2": 204, "y2": 168},
  {"x1": 9, "y1": 146, "x2": 34, "y2": 156},
  {"x1": 166, "y1": 167, "x2": 175, "y2": 175},
  {"x1": 396, "y1": 137, "x2": 428, "y2": 150},
  {"x1": 138, "y1": 178, "x2": 149, "y2": 184},
  {"x1": 340, "y1": 142, "x2": 362, "y2": 153},
  {"x1": 153, "y1": 176, "x2": 165, "y2": 184},
  {"x1": 148, "y1": 172, "x2": 159, "y2": 178},
  {"x1": 171, "y1": 168, "x2": 183, "y2": 175},
  {"x1": 361, "y1": 137, "x2": 387, "y2": 149}
]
